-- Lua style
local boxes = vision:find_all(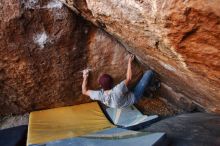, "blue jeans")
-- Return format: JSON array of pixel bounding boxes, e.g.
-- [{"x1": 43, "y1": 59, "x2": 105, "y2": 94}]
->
[{"x1": 132, "y1": 70, "x2": 154, "y2": 103}]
